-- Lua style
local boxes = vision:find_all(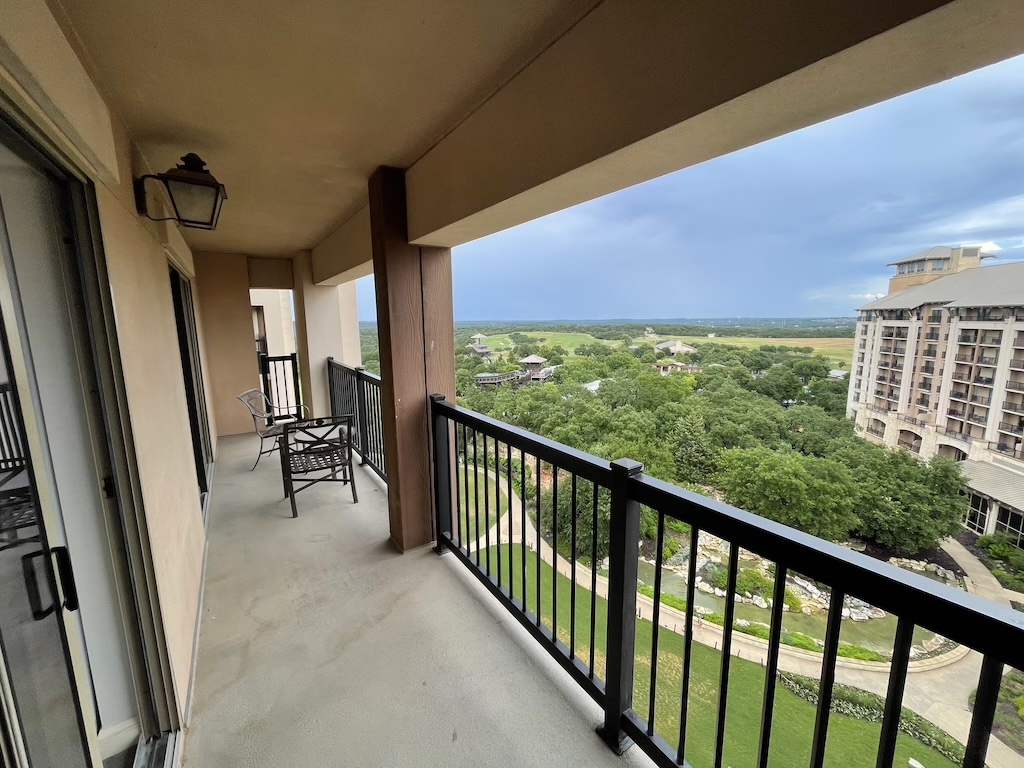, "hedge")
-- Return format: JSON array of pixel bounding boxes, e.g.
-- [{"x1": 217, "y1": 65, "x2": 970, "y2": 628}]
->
[{"x1": 780, "y1": 672, "x2": 965, "y2": 764}]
